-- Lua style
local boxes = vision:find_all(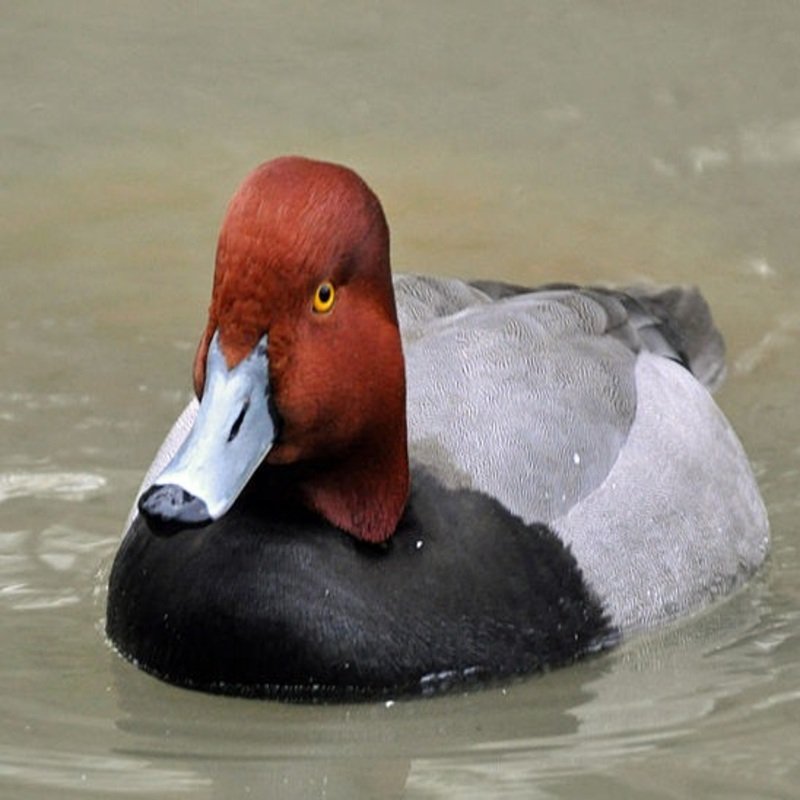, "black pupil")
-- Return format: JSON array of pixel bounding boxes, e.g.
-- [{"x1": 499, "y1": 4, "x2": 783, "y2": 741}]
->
[{"x1": 319, "y1": 285, "x2": 331, "y2": 303}]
